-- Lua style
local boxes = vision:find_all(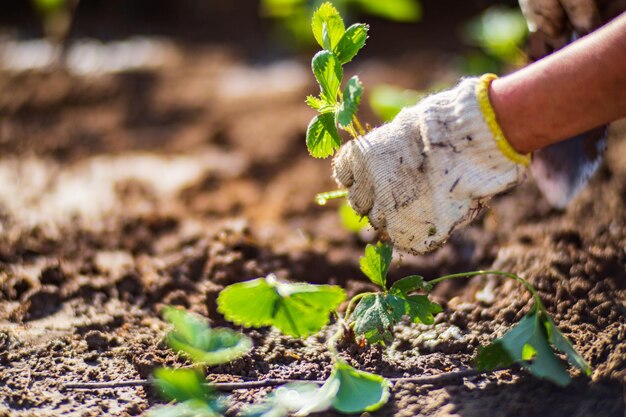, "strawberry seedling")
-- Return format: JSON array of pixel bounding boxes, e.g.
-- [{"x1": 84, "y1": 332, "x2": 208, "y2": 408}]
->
[
  {"x1": 150, "y1": 307, "x2": 252, "y2": 417},
  {"x1": 306, "y1": 2, "x2": 368, "y2": 158},
  {"x1": 346, "y1": 242, "x2": 442, "y2": 345}
]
